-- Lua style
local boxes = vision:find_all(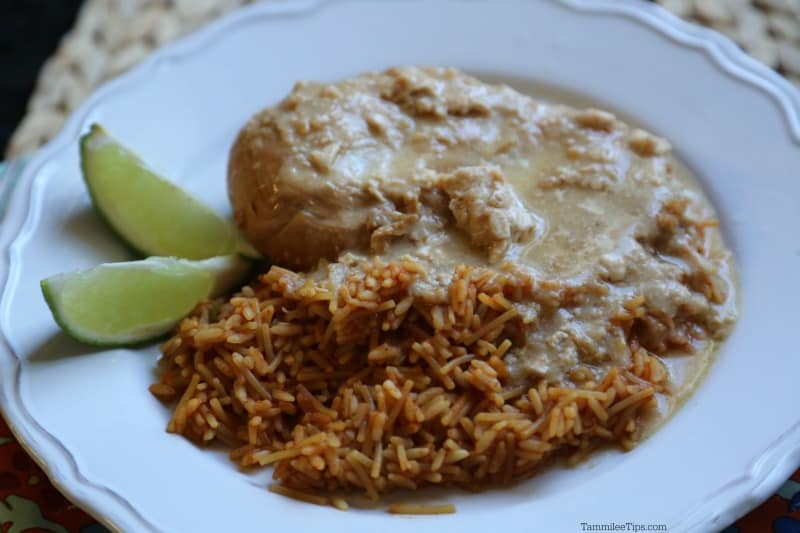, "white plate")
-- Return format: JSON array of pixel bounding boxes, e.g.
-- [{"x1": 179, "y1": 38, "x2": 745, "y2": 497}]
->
[{"x1": 2, "y1": 1, "x2": 799, "y2": 531}]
